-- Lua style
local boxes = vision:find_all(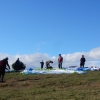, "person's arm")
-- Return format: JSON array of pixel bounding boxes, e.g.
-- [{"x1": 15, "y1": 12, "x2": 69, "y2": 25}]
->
[
  {"x1": 6, "y1": 61, "x2": 10, "y2": 69},
  {"x1": 58, "y1": 57, "x2": 59, "y2": 62},
  {"x1": 84, "y1": 58, "x2": 86, "y2": 62}
]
